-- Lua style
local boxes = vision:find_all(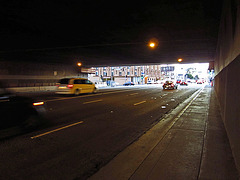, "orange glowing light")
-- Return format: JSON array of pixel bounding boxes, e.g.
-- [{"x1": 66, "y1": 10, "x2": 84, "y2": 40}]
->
[
  {"x1": 33, "y1": 102, "x2": 44, "y2": 106},
  {"x1": 178, "y1": 58, "x2": 183, "y2": 62},
  {"x1": 77, "y1": 62, "x2": 82, "y2": 67},
  {"x1": 149, "y1": 42, "x2": 155, "y2": 48}
]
